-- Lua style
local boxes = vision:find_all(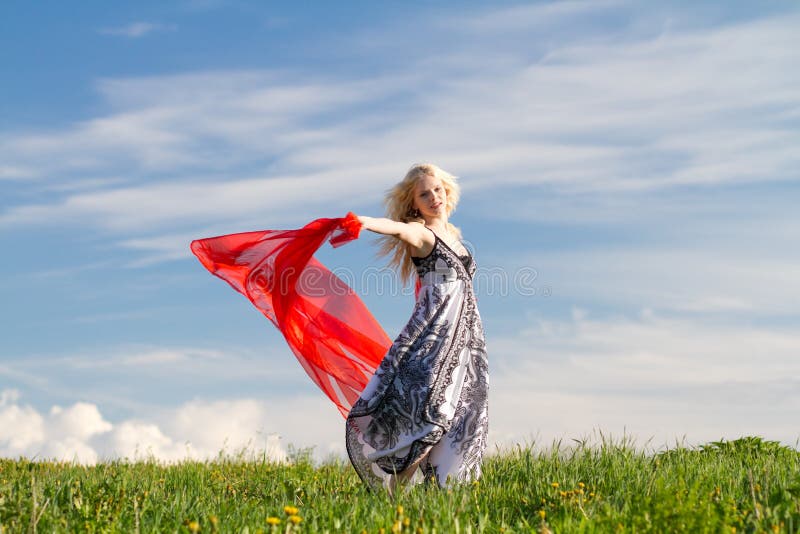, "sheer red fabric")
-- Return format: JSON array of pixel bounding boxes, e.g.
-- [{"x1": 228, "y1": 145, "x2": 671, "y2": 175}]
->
[{"x1": 190, "y1": 212, "x2": 391, "y2": 417}]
